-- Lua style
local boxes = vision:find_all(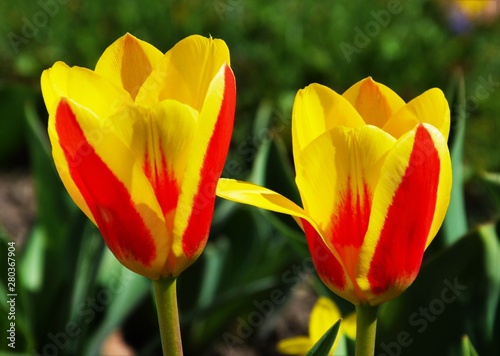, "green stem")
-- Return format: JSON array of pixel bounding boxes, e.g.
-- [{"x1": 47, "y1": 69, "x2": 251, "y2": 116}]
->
[
  {"x1": 355, "y1": 304, "x2": 379, "y2": 356},
  {"x1": 153, "y1": 277, "x2": 183, "y2": 356}
]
